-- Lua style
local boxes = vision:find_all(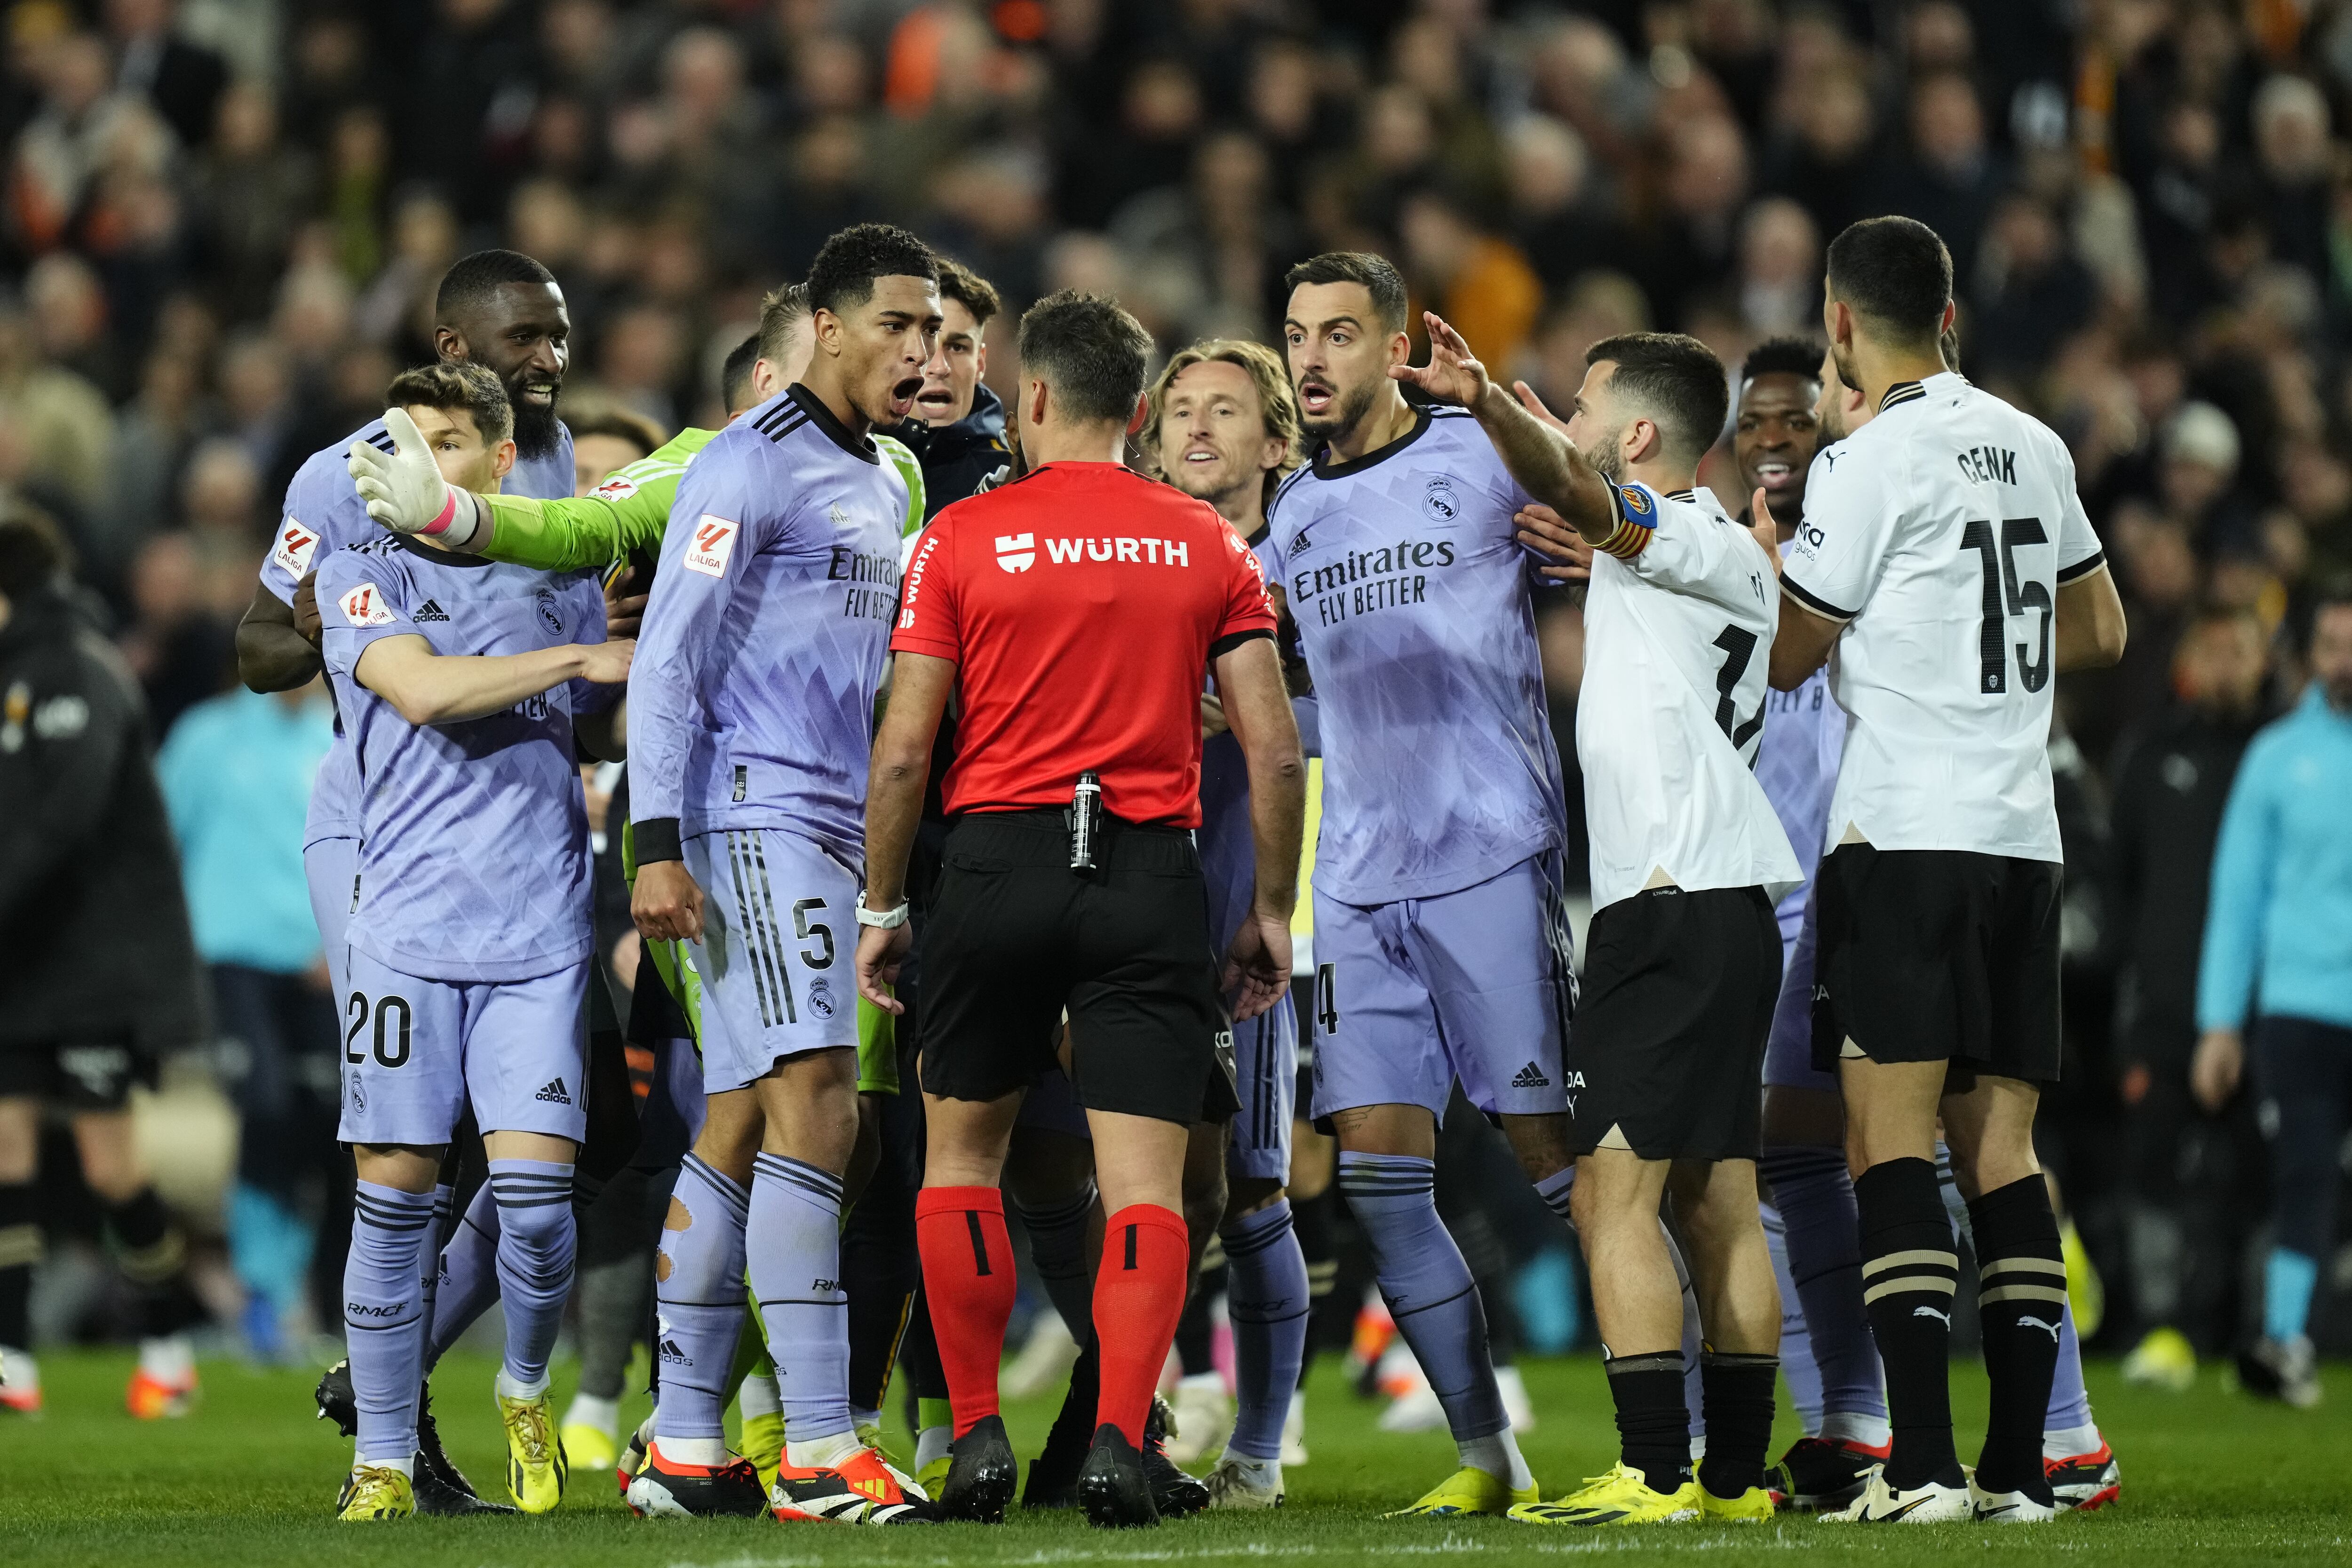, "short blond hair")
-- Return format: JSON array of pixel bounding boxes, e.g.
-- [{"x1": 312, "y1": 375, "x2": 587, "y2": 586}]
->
[{"x1": 1141, "y1": 338, "x2": 1301, "y2": 509}]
